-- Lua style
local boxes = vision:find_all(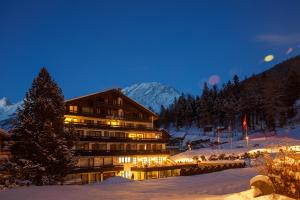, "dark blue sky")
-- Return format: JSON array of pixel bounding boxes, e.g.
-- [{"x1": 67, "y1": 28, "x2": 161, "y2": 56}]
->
[{"x1": 1, "y1": 0, "x2": 300, "y2": 102}]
